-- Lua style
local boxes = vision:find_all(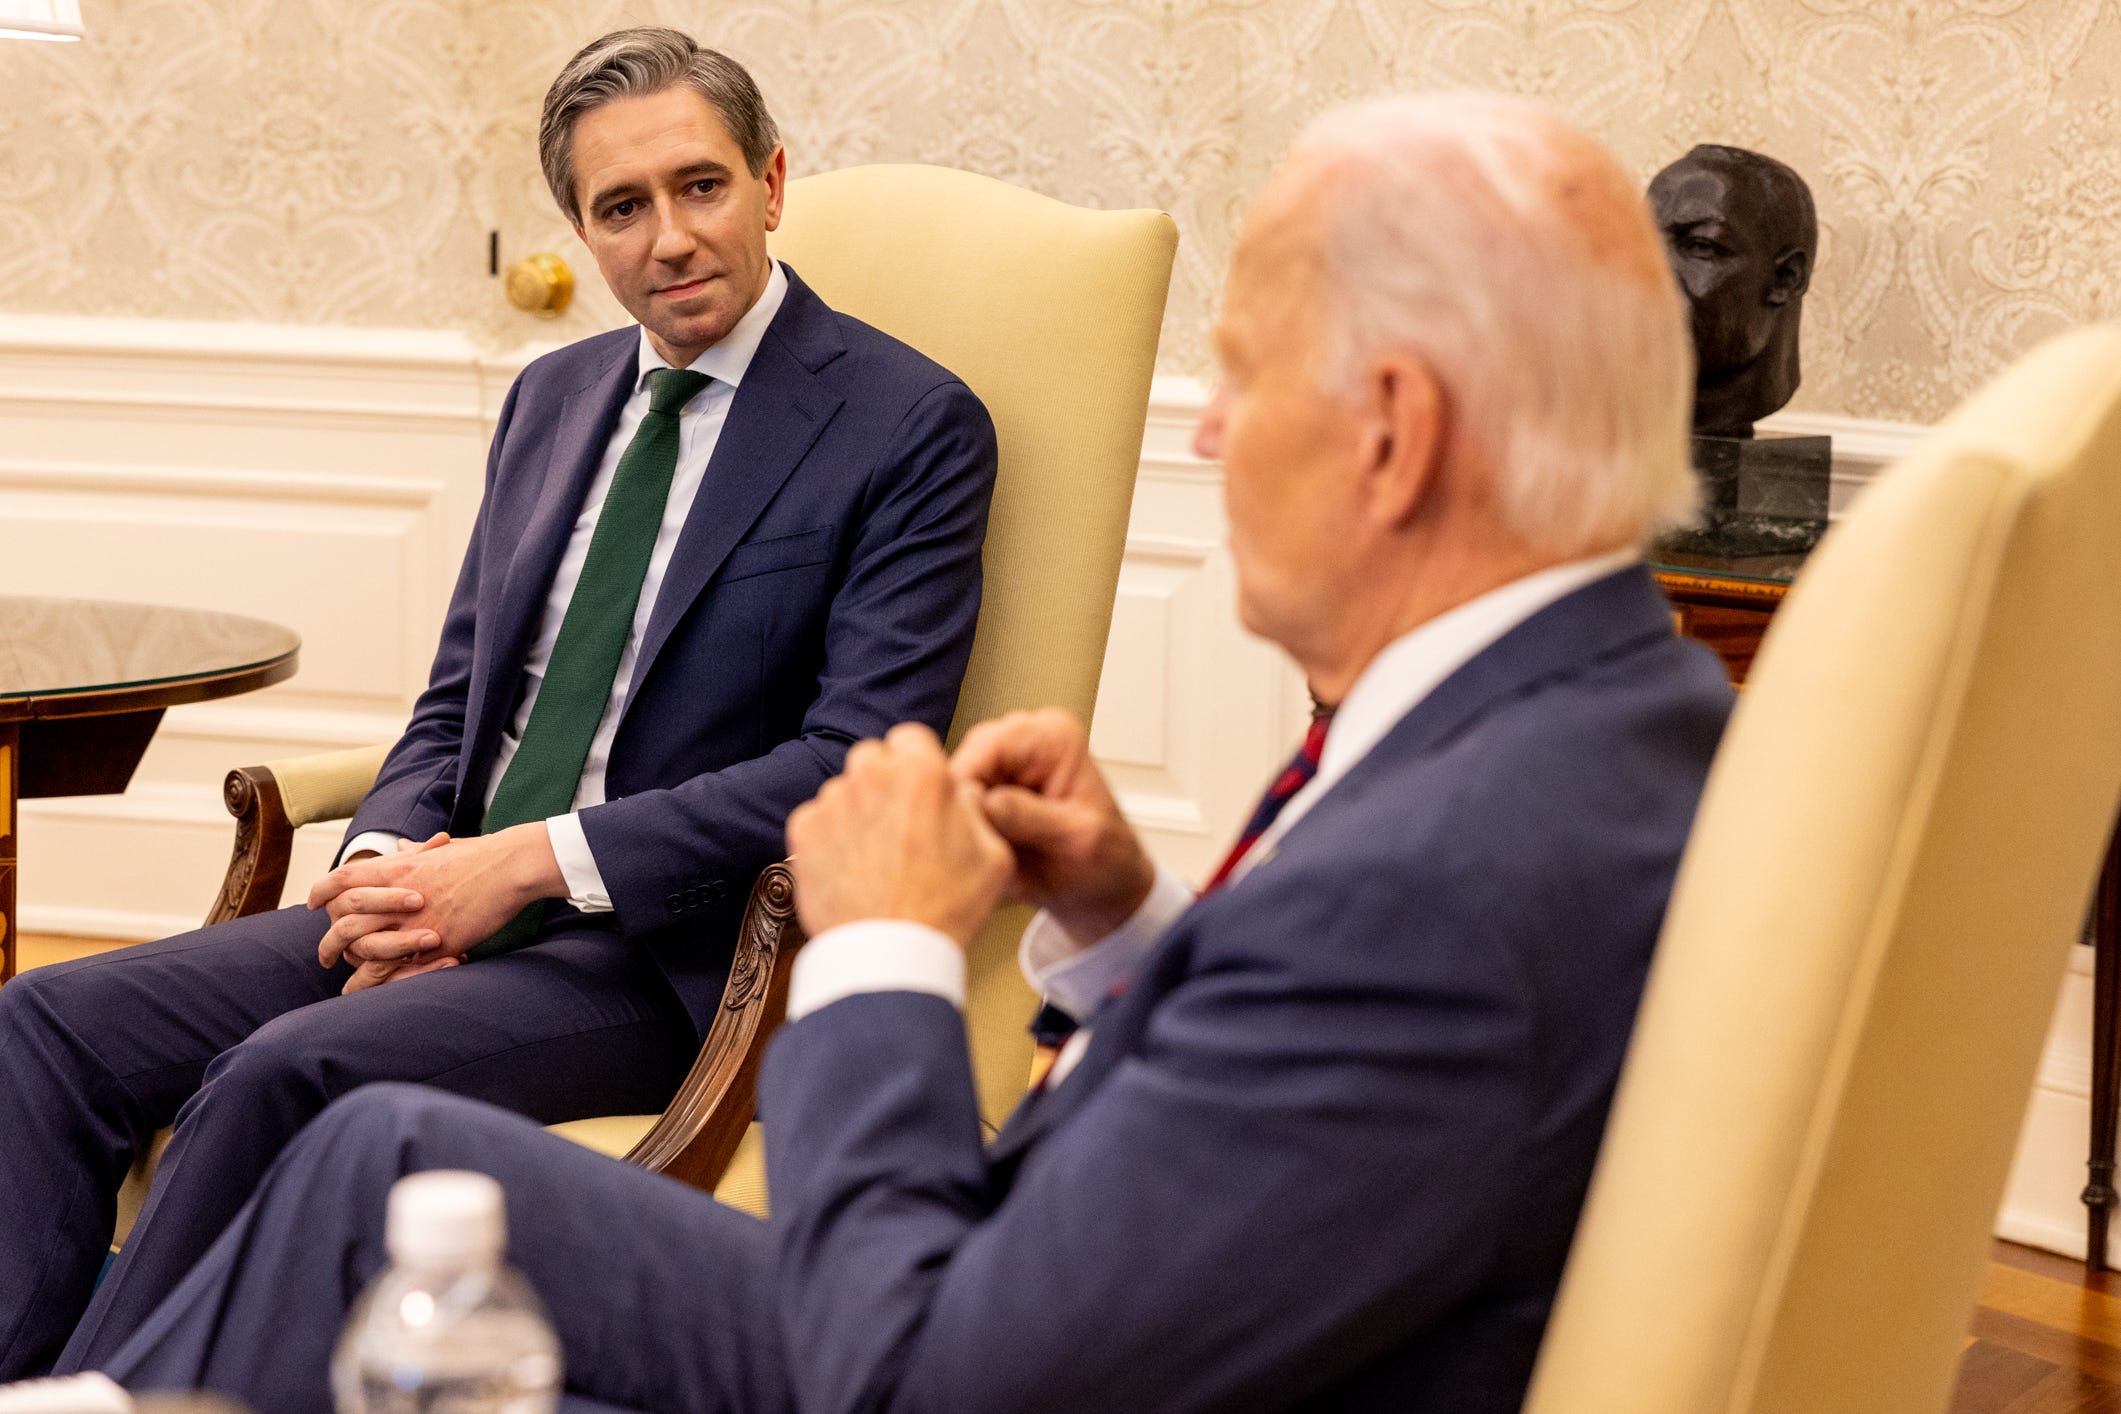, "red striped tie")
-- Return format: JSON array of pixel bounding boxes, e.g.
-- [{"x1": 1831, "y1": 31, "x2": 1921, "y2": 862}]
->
[{"x1": 1200, "y1": 709, "x2": 1334, "y2": 895}]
